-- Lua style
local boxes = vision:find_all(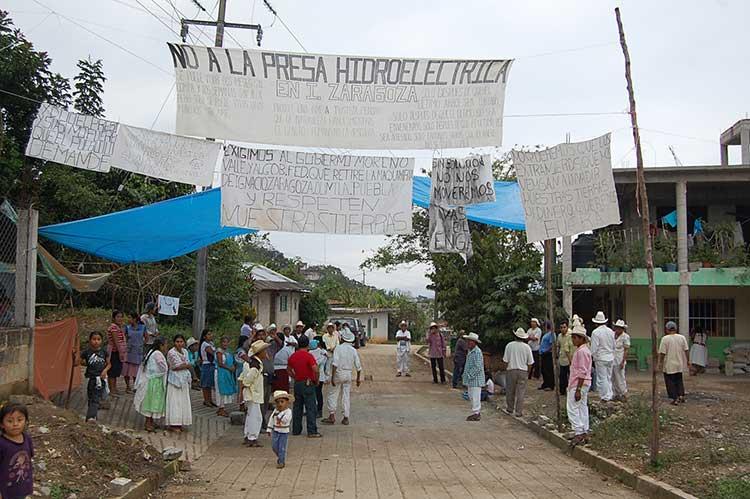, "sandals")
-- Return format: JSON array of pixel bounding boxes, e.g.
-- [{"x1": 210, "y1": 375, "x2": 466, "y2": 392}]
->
[{"x1": 216, "y1": 408, "x2": 229, "y2": 417}]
